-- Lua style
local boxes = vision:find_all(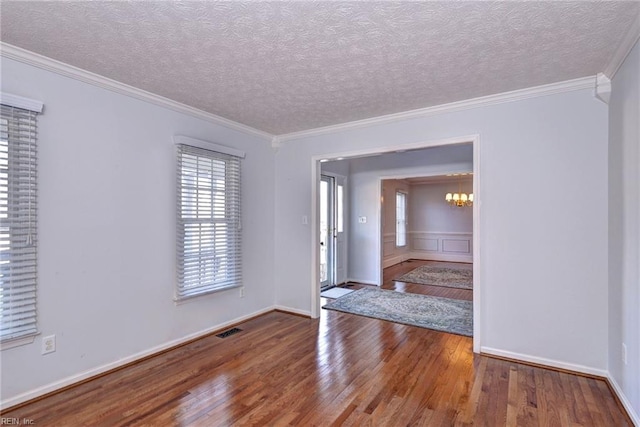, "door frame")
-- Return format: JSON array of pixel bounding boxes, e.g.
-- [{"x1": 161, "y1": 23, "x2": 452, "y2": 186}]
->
[
  {"x1": 320, "y1": 171, "x2": 348, "y2": 288},
  {"x1": 320, "y1": 174, "x2": 335, "y2": 289},
  {"x1": 310, "y1": 134, "x2": 481, "y2": 353}
]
